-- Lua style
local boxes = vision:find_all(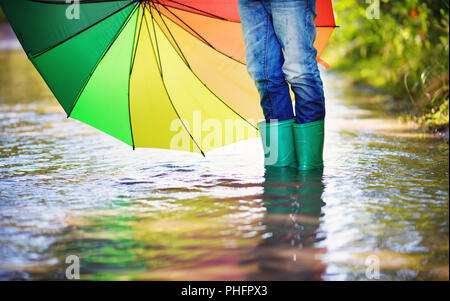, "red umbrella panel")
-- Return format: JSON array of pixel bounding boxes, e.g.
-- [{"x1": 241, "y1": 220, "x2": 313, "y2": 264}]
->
[{"x1": 156, "y1": 0, "x2": 337, "y2": 65}]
